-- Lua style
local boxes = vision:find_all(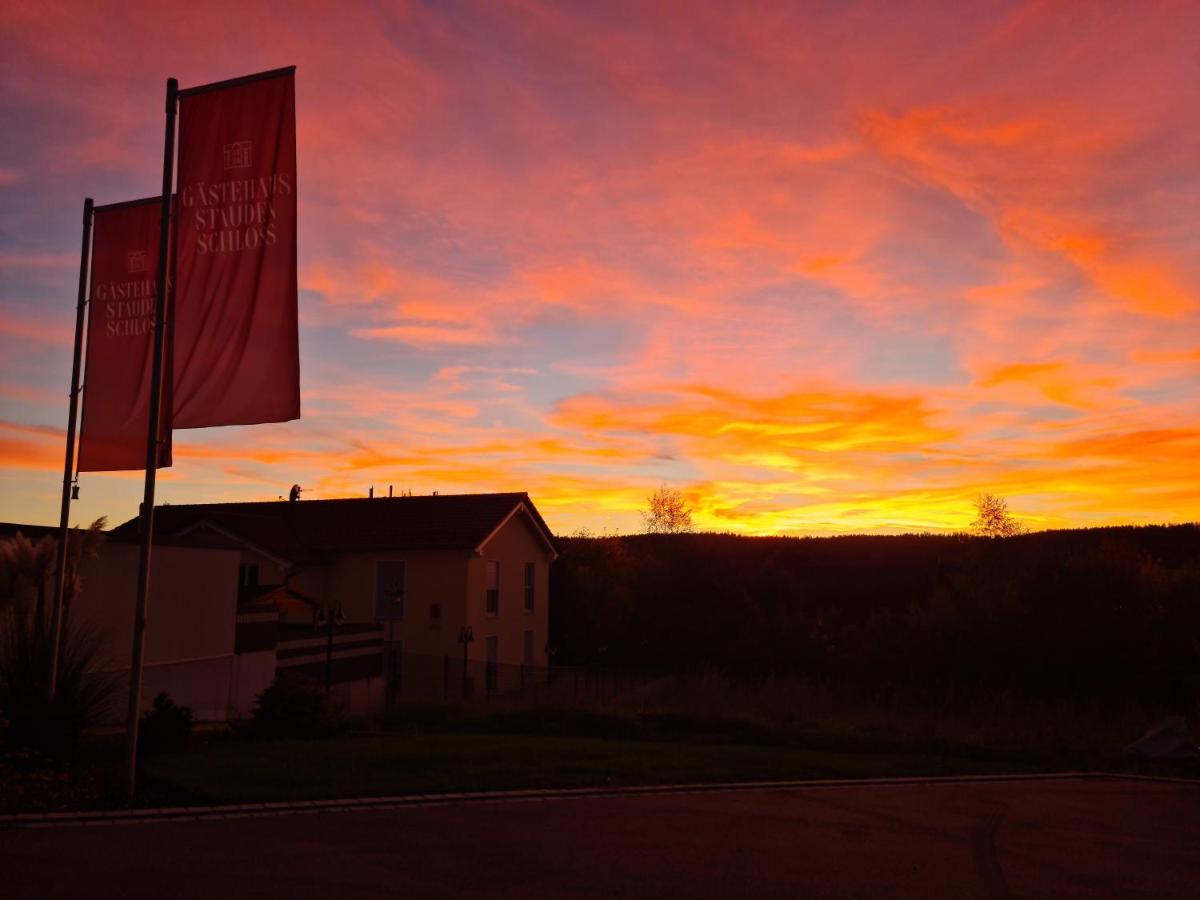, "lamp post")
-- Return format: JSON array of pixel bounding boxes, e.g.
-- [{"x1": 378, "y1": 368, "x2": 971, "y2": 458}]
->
[{"x1": 316, "y1": 603, "x2": 345, "y2": 694}]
